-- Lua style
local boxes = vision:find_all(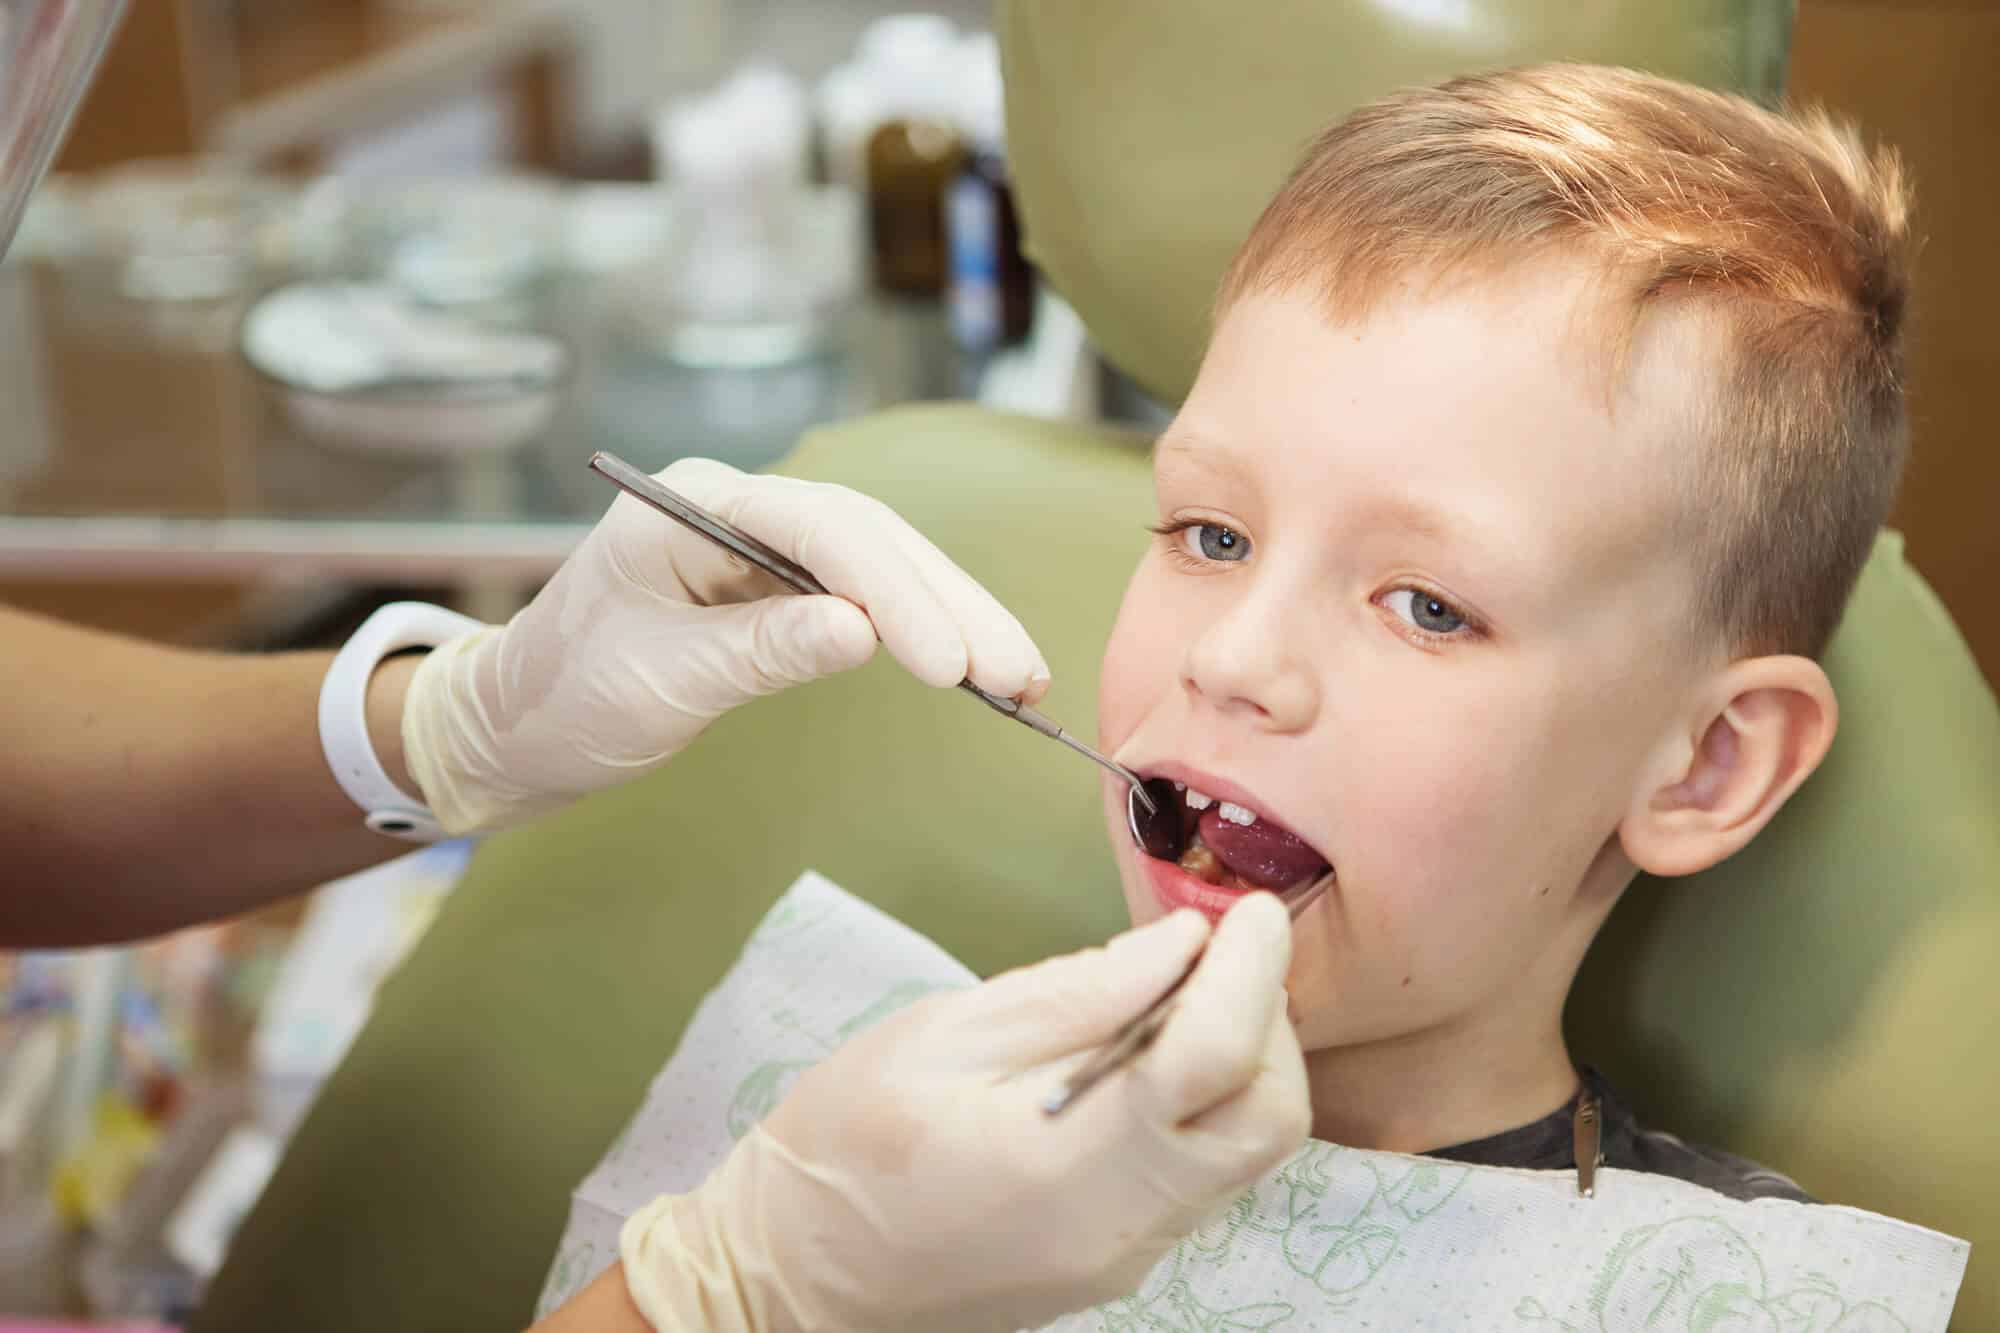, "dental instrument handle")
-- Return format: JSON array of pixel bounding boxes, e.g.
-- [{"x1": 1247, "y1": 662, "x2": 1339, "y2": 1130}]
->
[
  {"x1": 1041, "y1": 874, "x2": 1331, "y2": 1118},
  {"x1": 589, "y1": 451, "x2": 1154, "y2": 813},
  {"x1": 1040, "y1": 965, "x2": 1190, "y2": 1117},
  {"x1": 957, "y1": 683, "x2": 1156, "y2": 813},
  {"x1": 591, "y1": 451, "x2": 830, "y2": 597}
]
